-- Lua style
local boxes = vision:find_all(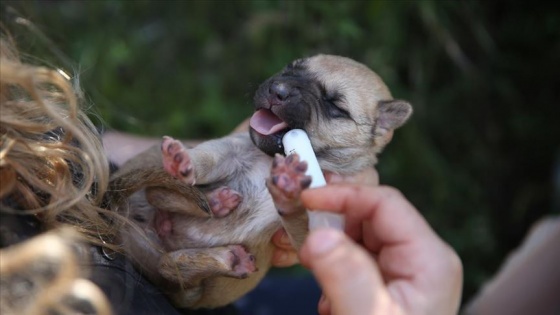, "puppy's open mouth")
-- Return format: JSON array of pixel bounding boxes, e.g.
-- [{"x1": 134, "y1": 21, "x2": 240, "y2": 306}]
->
[
  {"x1": 249, "y1": 109, "x2": 289, "y2": 136},
  {"x1": 249, "y1": 109, "x2": 292, "y2": 156}
]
